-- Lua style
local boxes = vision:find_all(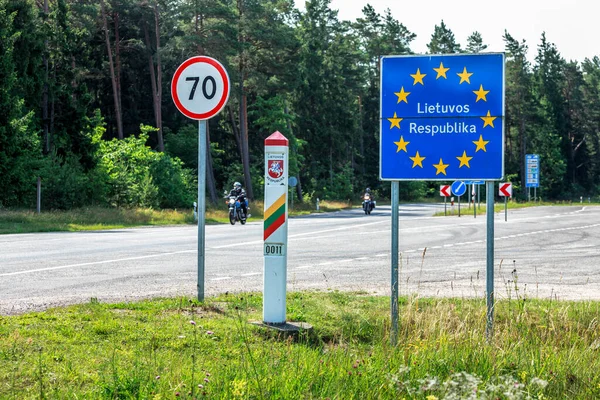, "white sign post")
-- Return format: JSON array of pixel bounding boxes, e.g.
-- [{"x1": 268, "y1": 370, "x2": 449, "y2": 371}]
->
[
  {"x1": 263, "y1": 131, "x2": 289, "y2": 323},
  {"x1": 171, "y1": 56, "x2": 230, "y2": 302}
]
